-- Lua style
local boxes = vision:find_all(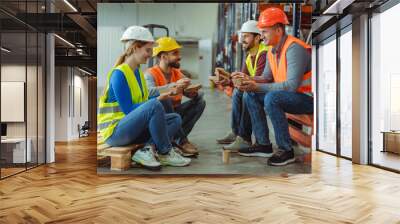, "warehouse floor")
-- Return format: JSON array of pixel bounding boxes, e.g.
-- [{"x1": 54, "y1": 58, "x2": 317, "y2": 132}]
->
[{"x1": 97, "y1": 88, "x2": 311, "y2": 175}]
